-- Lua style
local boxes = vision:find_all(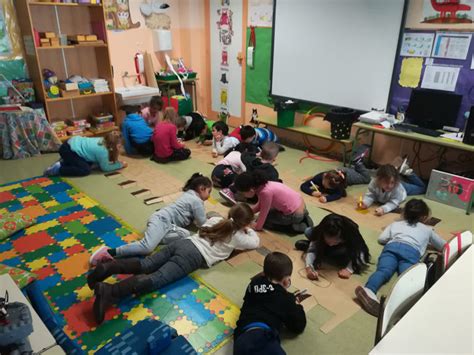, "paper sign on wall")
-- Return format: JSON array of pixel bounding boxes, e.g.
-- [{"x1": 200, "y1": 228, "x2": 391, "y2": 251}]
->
[
  {"x1": 421, "y1": 65, "x2": 460, "y2": 91},
  {"x1": 400, "y1": 32, "x2": 434, "y2": 57},
  {"x1": 431, "y1": 32, "x2": 472, "y2": 60},
  {"x1": 399, "y1": 57, "x2": 423, "y2": 87}
]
